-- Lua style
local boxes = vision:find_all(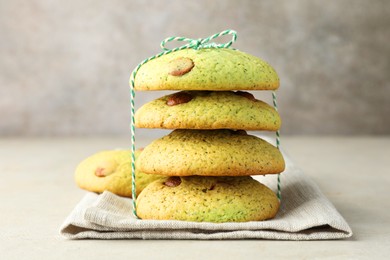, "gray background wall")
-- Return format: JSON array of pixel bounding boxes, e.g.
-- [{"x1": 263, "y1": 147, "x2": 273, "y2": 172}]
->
[{"x1": 0, "y1": 0, "x2": 389, "y2": 136}]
